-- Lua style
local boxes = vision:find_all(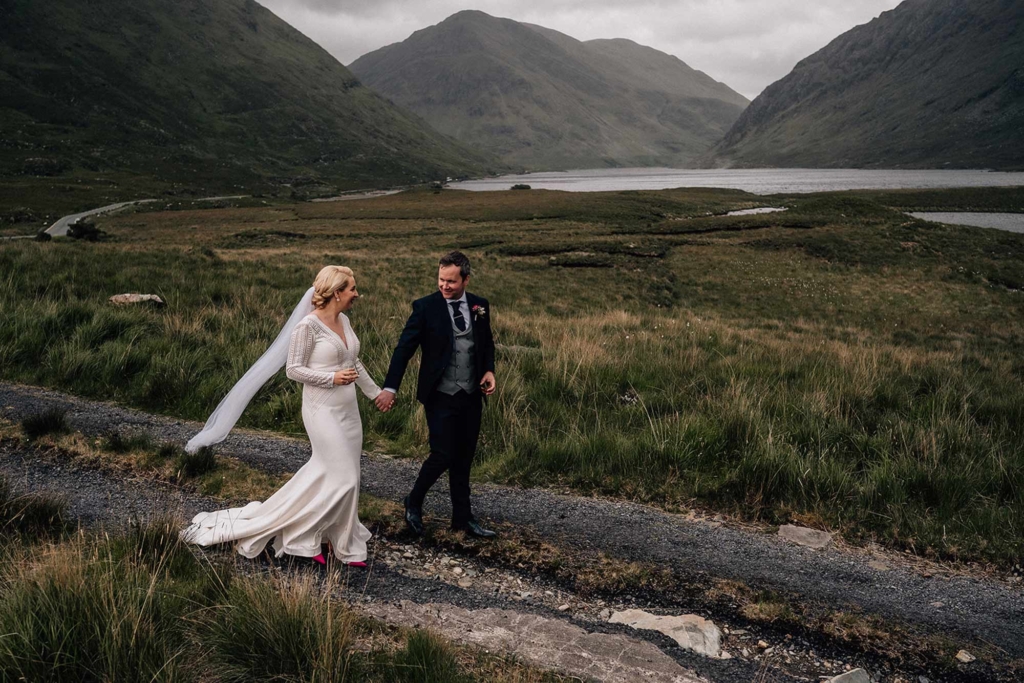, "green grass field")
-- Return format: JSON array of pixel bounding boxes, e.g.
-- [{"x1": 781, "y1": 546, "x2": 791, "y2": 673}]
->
[{"x1": 2, "y1": 185, "x2": 1023, "y2": 565}]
